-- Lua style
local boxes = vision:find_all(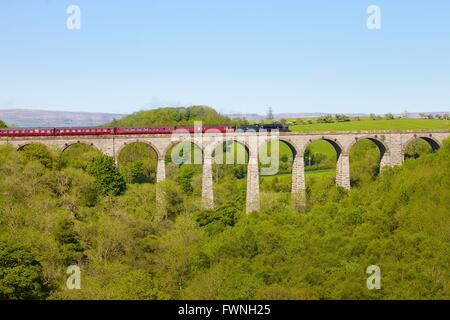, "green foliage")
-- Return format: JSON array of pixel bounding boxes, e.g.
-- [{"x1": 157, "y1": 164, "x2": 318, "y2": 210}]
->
[
  {"x1": 154, "y1": 215, "x2": 205, "y2": 298},
  {"x1": 0, "y1": 240, "x2": 48, "y2": 299},
  {"x1": 350, "y1": 139, "x2": 380, "y2": 186},
  {"x1": 54, "y1": 218, "x2": 85, "y2": 264},
  {"x1": 129, "y1": 161, "x2": 148, "y2": 184},
  {"x1": 0, "y1": 119, "x2": 7, "y2": 128},
  {"x1": 384, "y1": 113, "x2": 395, "y2": 120},
  {"x1": 87, "y1": 154, "x2": 126, "y2": 196},
  {"x1": 59, "y1": 143, "x2": 102, "y2": 170},
  {"x1": 317, "y1": 114, "x2": 334, "y2": 123},
  {"x1": 20, "y1": 144, "x2": 54, "y2": 168},
  {"x1": 404, "y1": 139, "x2": 433, "y2": 159},
  {"x1": 233, "y1": 164, "x2": 246, "y2": 179},
  {"x1": 108, "y1": 105, "x2": 240, "y2": 126},
  {"x1": 304, "y1": 140, "x2": 336, "y2": 171},
  {"x1": 157, "y1": 180, "x2": 185, "y2": 219},
  {"x1": 118, "y1": 142, "x2": 157, "y2": 184},
  {"x1": 335, "y1": 114, "x2": 350, "y2": 122},
  {"x1": 177, "y1": 165, "x2": 195, "y2": 195},
  {"x1": 194, "y1": 203, "x2": 240, "y2": 235}
]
